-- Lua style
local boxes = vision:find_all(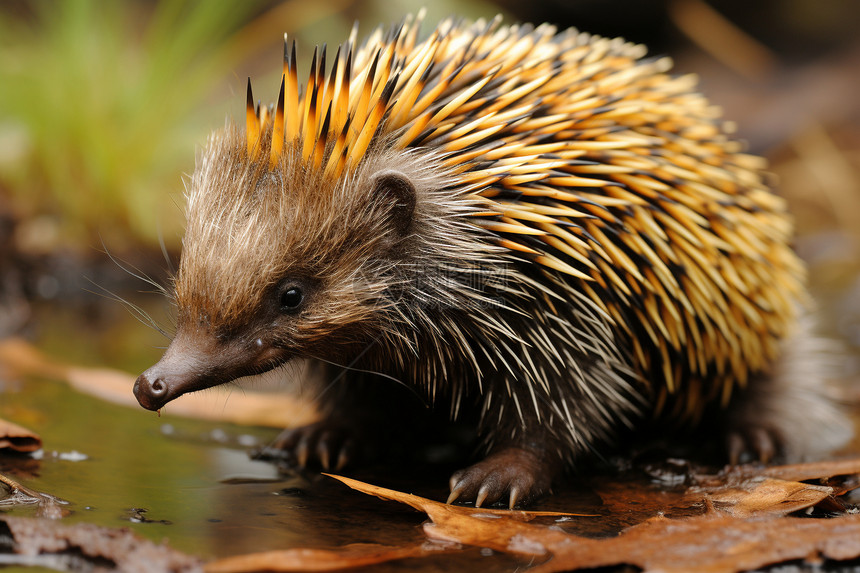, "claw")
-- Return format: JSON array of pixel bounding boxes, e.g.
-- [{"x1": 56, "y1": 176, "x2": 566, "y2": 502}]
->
[
  {"x1": 318, "y1": 443, "x2": 330, "y2": 471},
  {"x1": 727, "y1": 432, "x2": 744, "y2": 465},
  {"x1": 508, "y1": 485, "x2": 521, "y2": 509},
  {"x1": 336, "y1": 439, "x2": 354, "y2": 472},
  {"x1": 335, "y1": 448, "x2": 349, "y2": 472},
  {"x1": 446, "y1": 483, "x2": 464, "y2": 505},
  {"x1": 751, "y1": 427, "x2": 775, "y2": 463},
  {"x1": 475, "y1": 485, "x2": 489, "y2": 508},
  {"x1": 726, "y1": 425, "x2": 781, "y2": 466},
  {"x1": 295, "y1": 439, "x2": 309, "y2": 468}
]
